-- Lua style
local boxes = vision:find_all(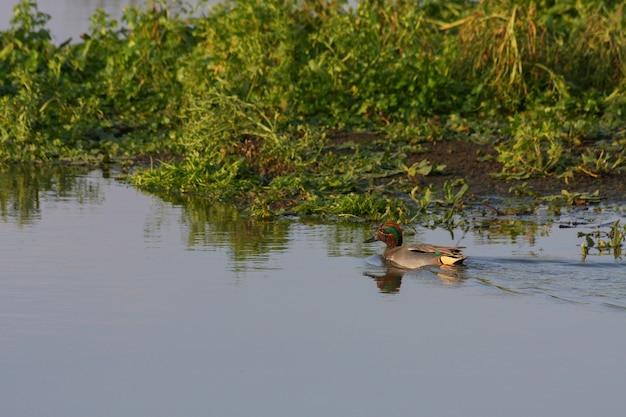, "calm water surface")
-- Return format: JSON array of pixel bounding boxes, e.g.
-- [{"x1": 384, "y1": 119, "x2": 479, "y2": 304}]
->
[
  {"x1": 4, "y1": 2, "x2": 626, "y2": 414},
  {"x1": 1, "y1": 167, "x2": 625, "y2": 417}
]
